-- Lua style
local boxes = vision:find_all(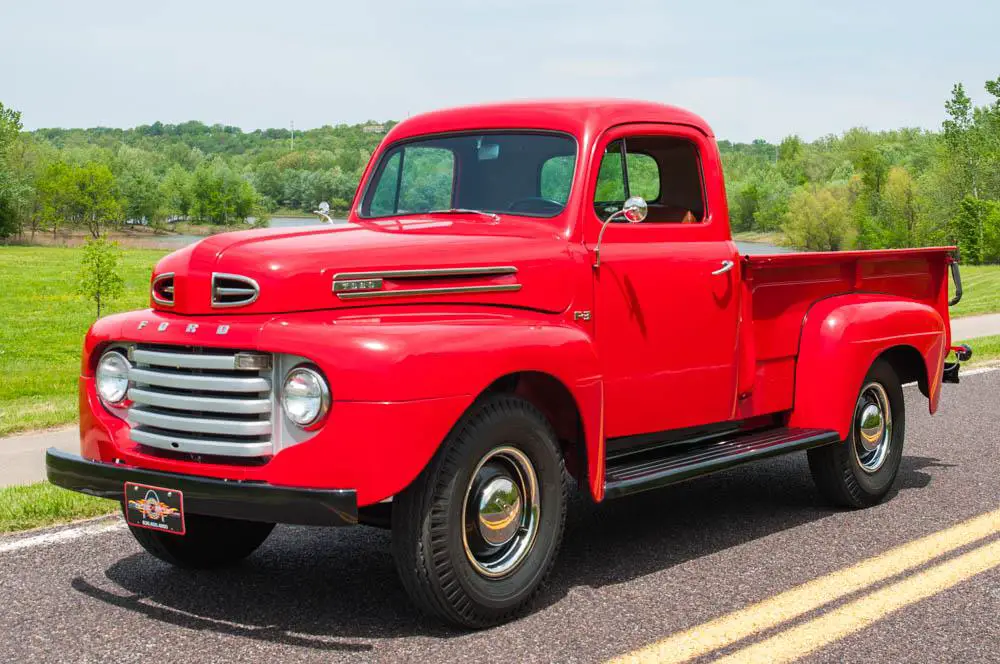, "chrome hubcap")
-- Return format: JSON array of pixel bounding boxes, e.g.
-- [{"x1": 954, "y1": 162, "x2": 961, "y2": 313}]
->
[
  {"x1": 462, "y1": 447, "x2": 540, "y2": 578},
  {"x1": 854, "y1": 382, "x2": 892, "y2": 473},
  {"x1": 477, "y1": 477, "x2": 523, "y2": 546}
]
